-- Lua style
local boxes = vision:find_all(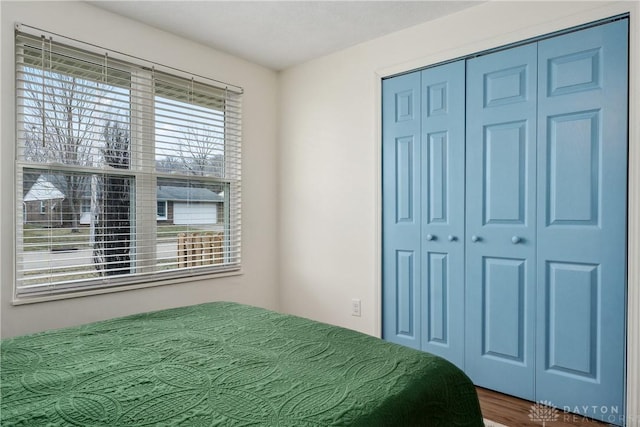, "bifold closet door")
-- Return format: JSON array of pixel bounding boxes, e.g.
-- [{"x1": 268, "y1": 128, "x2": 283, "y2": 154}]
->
[
  {"x1": 464, "y1": 43, "x2": 538, "y2": 400},
  {"x1": 419, "y1": 61, "x2": 465, "y2": 368},
  {"x1": 382, "y1": 71, "x2": 422, "y2": 350},
  {"x1": 382, "y1": 61, "x2": 466, "y2": 367},
  {"x1": 383, "y1": 18, "x2": 628, "y2": 421},
  {"x1": 535, "y1": 20, "x2": 628, "y2": 419}
]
